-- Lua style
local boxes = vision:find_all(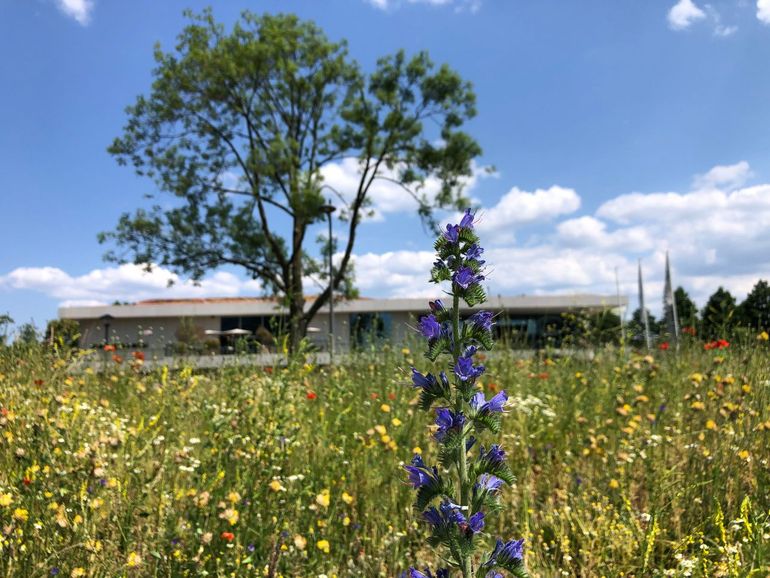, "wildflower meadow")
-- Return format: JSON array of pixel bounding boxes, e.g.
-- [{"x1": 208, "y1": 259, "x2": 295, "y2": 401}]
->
[{"x1": 1, "y1": 325, "x2": 769, "y2": 576}]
